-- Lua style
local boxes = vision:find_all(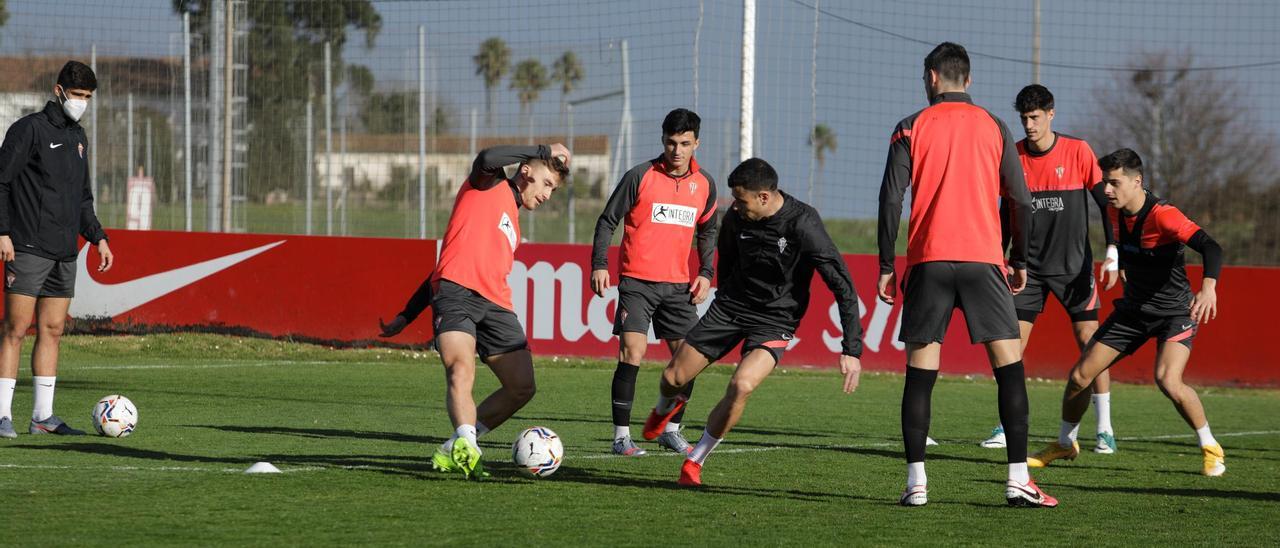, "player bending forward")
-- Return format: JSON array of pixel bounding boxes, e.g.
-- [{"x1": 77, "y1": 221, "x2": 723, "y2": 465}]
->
[
  {"x1": 641, "y1": 158, "x2": 864, "y2": 487},
  {"x1": 1029, "y1": 148, "x2": 1226, "y2": 477},
  {"x1": 427, "y1": 143, "x2": 570, "y2": 479}
]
